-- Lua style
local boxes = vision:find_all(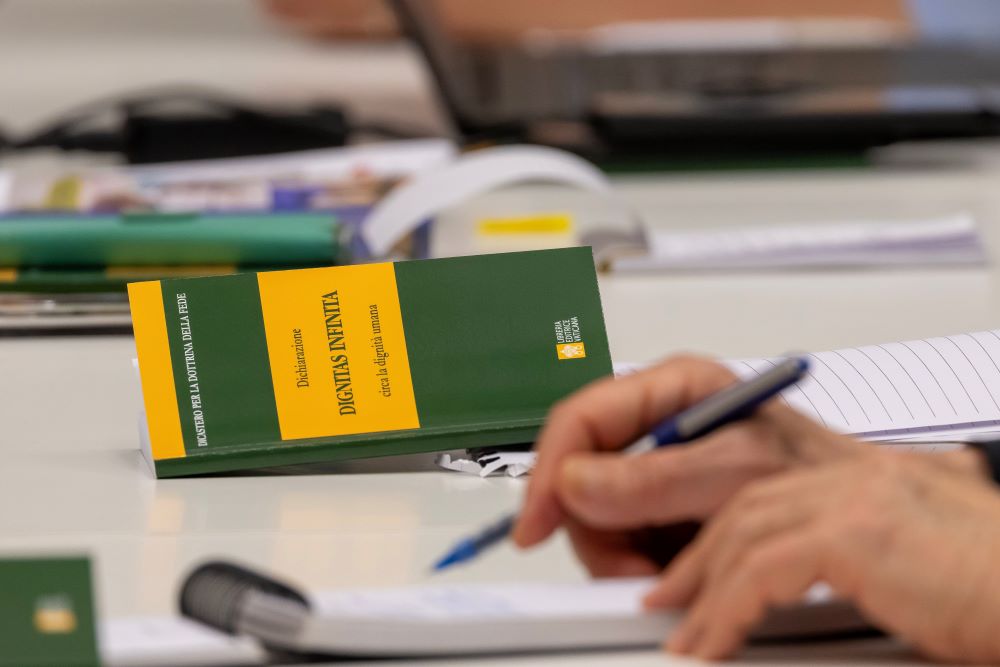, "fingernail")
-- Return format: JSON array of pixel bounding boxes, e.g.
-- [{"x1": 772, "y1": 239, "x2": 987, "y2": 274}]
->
[
  {"x1": 667, "y1": 623, "x2": 696, "y2": 655},
  {"x1": 512, "y1": 498, "x2": 563, "y2": 549},
  {"x1": 644, "y1": 572, "x2": 684, "y2": 609},
  {"x1": 643, "y1": 588, "x2": 671, "y2": 609},
  {"x1": 510, "y1": 519, "x2": 539, "y2": 549},
  {"x1": 642, "y1": 583, "x2": 666, "y2": 607},
  {"x1": 693, "y1": 637, "x2": 725, "y2": 662},
  {"x1": 693, "y1": 646, "x2": 714, "y2": 661},
  {"x1": 510, "y1": 521, "x2": 528, "y2": 548}
]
